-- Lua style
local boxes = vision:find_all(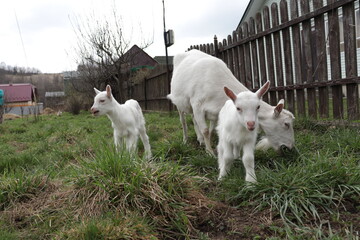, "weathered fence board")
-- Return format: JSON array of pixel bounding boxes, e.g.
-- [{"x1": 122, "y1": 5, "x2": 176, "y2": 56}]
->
[
  {"x1": 314, "y1": 0, "x2": 329, "y2": 118},
  {"x1": 256, "y1": 12, "x2": 269, "y2": 103},
  {"x1": 343, "y1": 2, "x2": 360, "y2": 120},
  {"x1": 271, "y1": 3, "x2": 285, "y2": 102},
  {"x1": 280, "y1": 0, "x2": 295, "y2": 114},
  {"x1": 249, "y1": 17, "x2": 260, "y2": 89},
  {"x1": 301, "y1": 0, "x2": 317, "y2": 118},
  {"x1": 328, "y1": 0, "x2": 344, "y2": 118},
  {"x1": 242, "y1": 22, "x2": 253, "y2": 89},
  {"x1": 290, "y1": 0, "x2": 306, "y2": 117},
  {"x1": 263, "y1": 6, "x2": 278, "y2": 106}
]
